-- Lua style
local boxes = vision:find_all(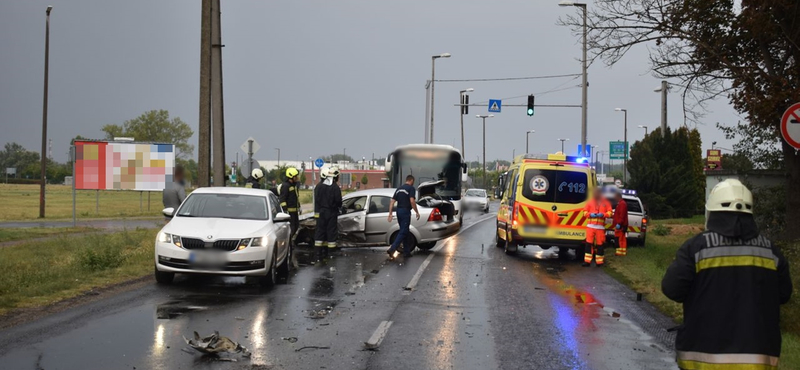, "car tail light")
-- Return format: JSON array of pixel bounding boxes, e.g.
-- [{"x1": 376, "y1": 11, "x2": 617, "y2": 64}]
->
[{"x1": 428, "y1": 208, "x2": 443, "y2": 222}]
